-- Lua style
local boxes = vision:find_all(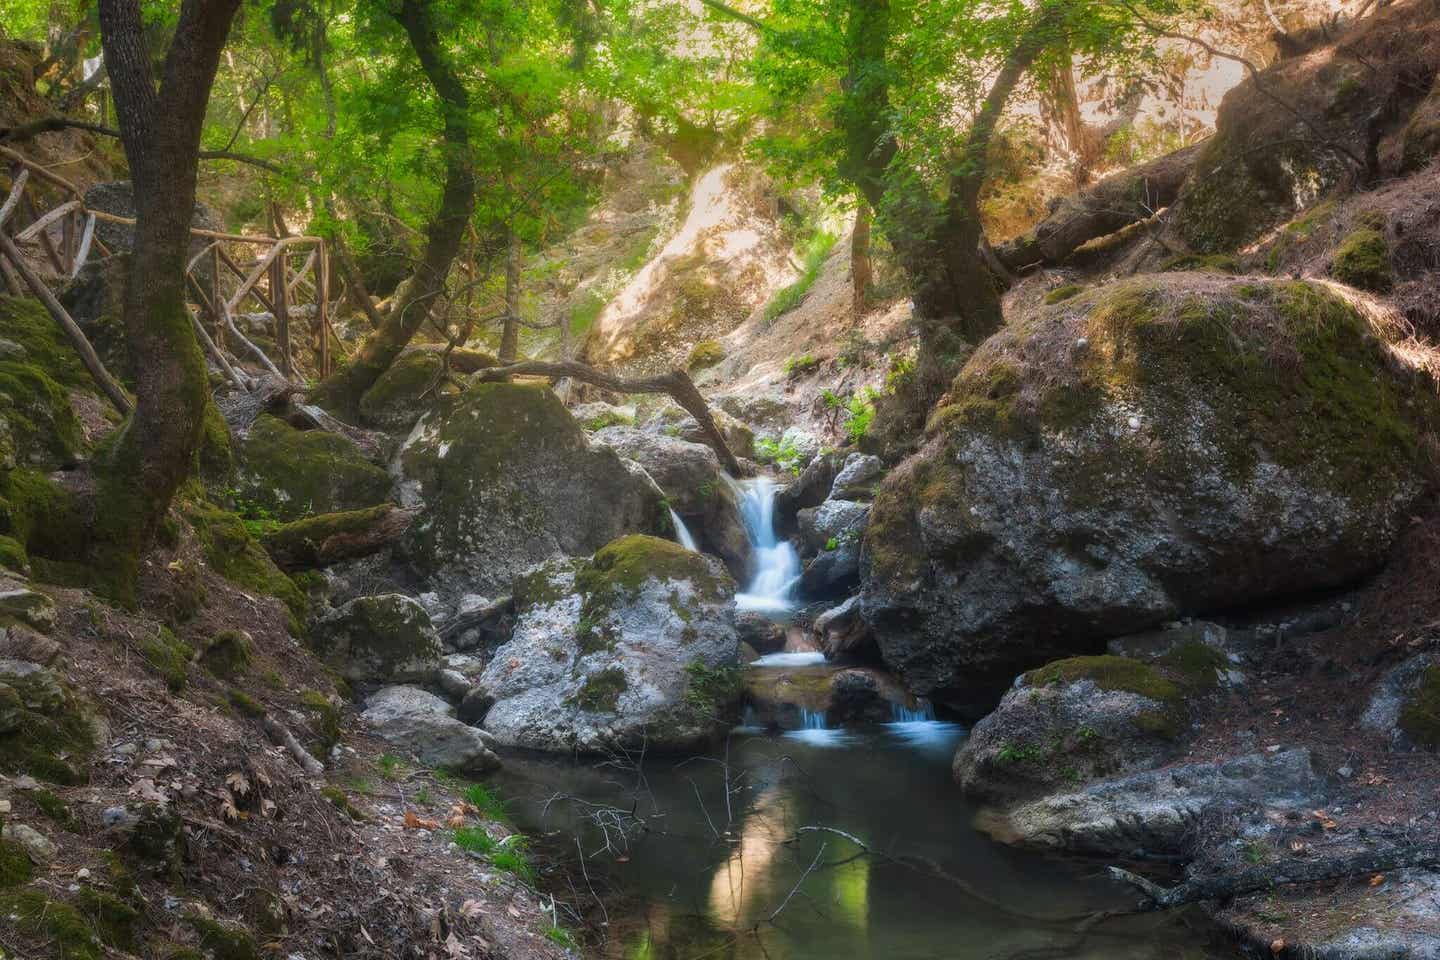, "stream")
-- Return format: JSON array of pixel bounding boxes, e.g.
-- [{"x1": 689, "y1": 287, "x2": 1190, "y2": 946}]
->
[{"x1": 494, "y1": 479, "x2": 1226, "y2": 959}]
